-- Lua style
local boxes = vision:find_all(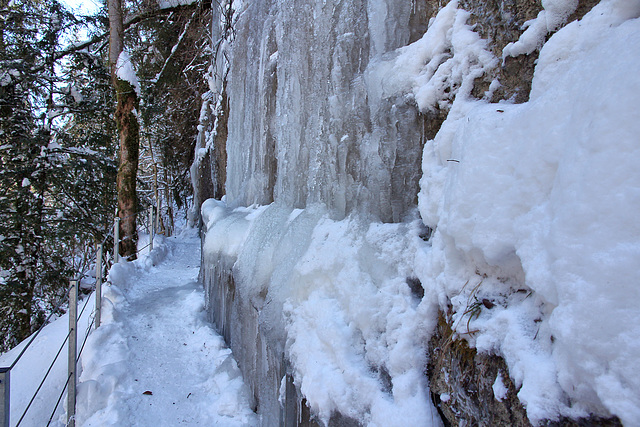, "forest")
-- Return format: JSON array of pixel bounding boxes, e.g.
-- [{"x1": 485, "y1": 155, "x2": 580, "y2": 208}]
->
[{"x1": 0, "y1": 0, "x2": 209, "y2": 352}]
